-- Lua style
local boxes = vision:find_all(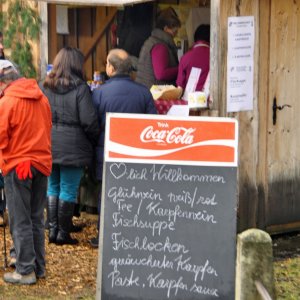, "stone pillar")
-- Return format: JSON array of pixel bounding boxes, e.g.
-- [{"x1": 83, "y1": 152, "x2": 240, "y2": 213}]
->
[{"x1": 235, "y1": 229, "x2": 275, "y2": 300}]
